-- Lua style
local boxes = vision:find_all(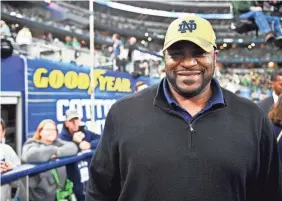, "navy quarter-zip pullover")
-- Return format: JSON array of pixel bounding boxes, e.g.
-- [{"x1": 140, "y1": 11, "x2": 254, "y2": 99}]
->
[{"x1": 86, "y1": 79, "x2": 282, "y2": 201}]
